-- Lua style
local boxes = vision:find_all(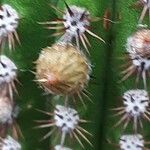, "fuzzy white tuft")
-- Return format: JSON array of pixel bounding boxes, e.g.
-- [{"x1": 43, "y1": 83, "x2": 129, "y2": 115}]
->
[
  {"x1": 61, "y1": 5, "x2": 90, "y2": 42},
  {"x1": 0, "y1": 136, "x2": 21, "y2": 150},
  {"x1": 123, "y1": 89, "x2": 149, "y2": 117},
  {"x1": 0, "y1": 4, "x2": 19, "y2": 37},
  {"x1": 119, "y1": 134, "x2": 144, "y2": 150},
  {"x1": 123, "y1": 29, "x2": 150, "y2": 89},
  {"x1": 132, "y1": 55, "x2": 150, "y2": 70},
  {"x1": 54, "y1": 105, "x2": 80, "y2": 132}
]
